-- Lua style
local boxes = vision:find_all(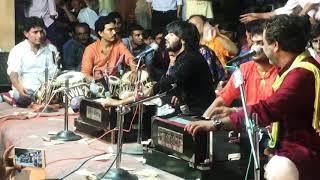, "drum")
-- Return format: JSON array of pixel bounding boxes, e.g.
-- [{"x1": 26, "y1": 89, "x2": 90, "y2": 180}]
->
[
  {"x1": 118, "y1": 70, "x2": 150, "y2": 100},
  {"x1": 55, "y1": 71, "x2": 89, "y2": 101},
  {"x1": 108, "y1": 75, "x2": 121, "y2": 97}
]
